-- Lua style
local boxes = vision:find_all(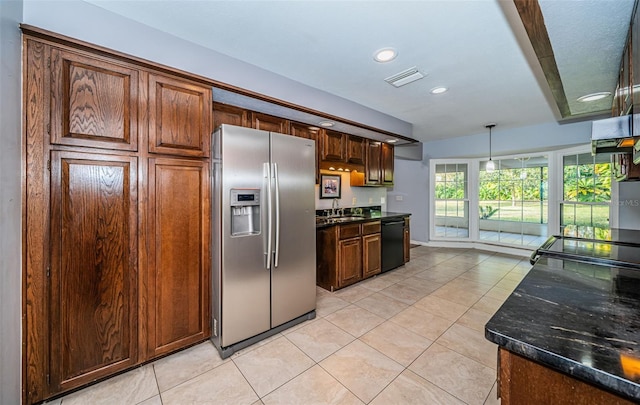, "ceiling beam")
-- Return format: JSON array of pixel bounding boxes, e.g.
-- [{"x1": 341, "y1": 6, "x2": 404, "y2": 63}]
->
[{"x1": 512, "y1": 0, "x2": 571, "y2": 119}]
